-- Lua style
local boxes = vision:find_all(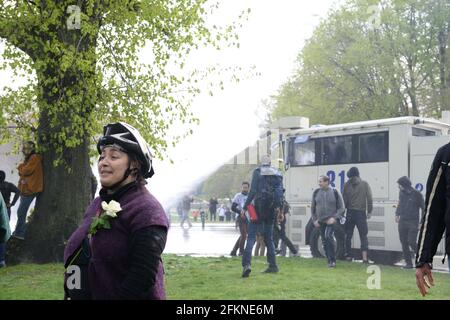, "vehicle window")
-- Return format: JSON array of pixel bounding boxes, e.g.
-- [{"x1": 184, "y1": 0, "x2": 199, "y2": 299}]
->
[
  {"x1": 321, "y1": 135, "x2": 352, "y2": 165},
  {"x1": 292, "y1": 139, "x2": 316, "y2": 166},
  {"x1": 358, "y1": 132, "x2": 388, "y2": 162},
  {"x1": 412, "y1": 127, "x2": 436, "y2": 136}
]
